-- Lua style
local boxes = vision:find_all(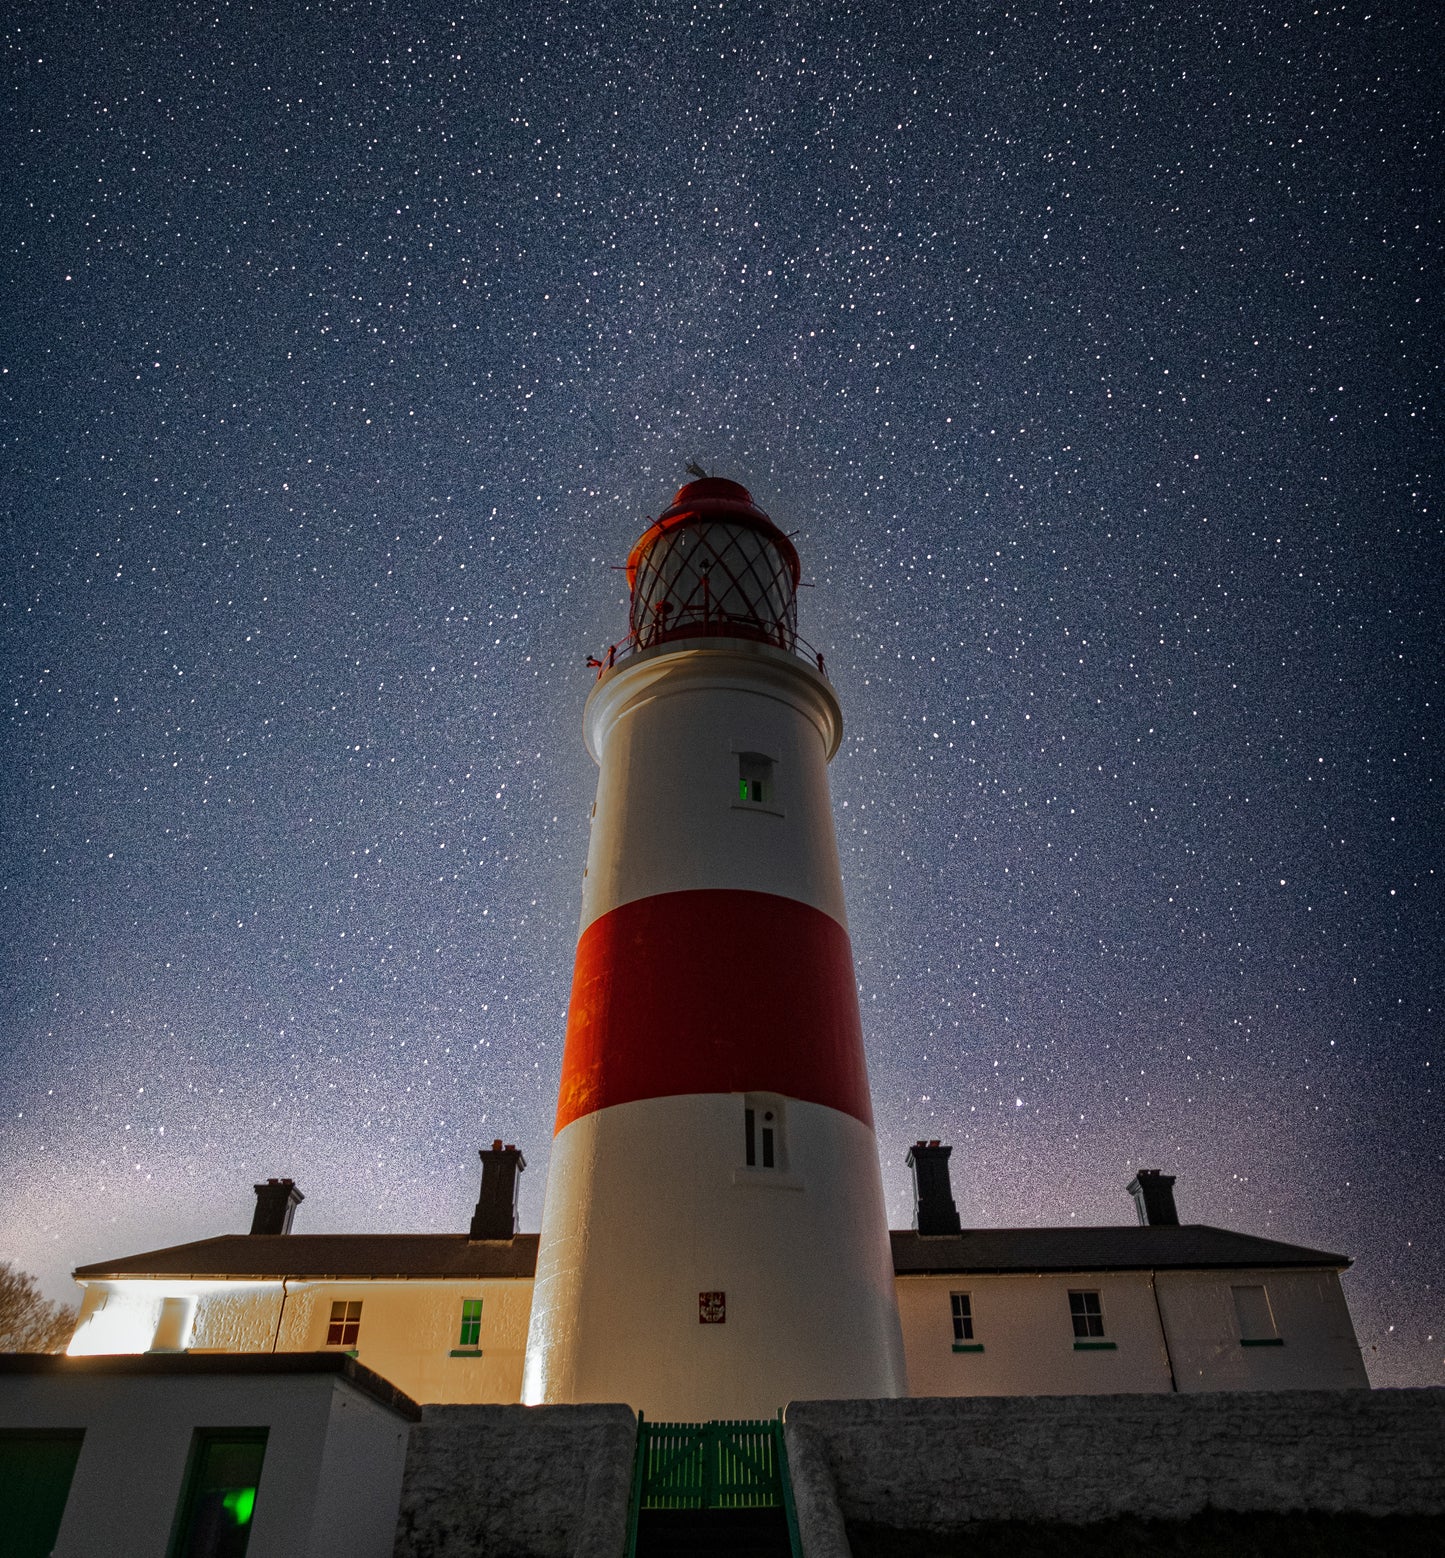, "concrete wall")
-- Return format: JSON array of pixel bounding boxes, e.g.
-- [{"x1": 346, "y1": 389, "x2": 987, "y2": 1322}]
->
[
  {"x1": 70, "y1": 1277, "x2": 532, "y2": 1406},
  {"x1": 897, "y1": 1267, "x2": 1367, "y2": 1398},
  {"x1": 784, "y1": 1389, "x2": 1445, "y2": 1552},
  {"x1": 393, "y1": 1403, "x2": 635, "y2": 1558},
  {"x1": 0, "y1": 1358, "x2": 415, "y2": 1558}
]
